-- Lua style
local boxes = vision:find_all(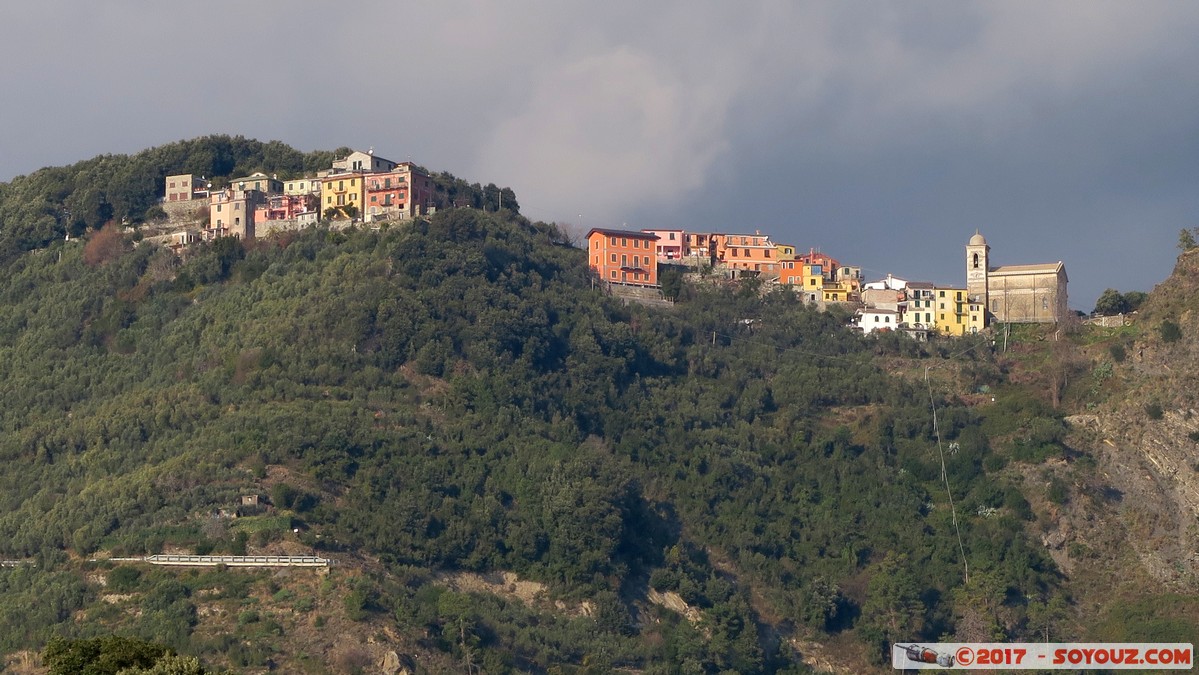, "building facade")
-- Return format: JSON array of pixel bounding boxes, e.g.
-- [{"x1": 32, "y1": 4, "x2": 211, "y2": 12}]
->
[
  {"x1": 208, "y1": 188, "x2": 263, "y2": 240},
  {"x1": 715, "y1": 232, "x2": 779, "y2": 273},
  {"x1": 641, "y1": 229, "x2": 686, "y2": 260},
  {"x1": 165, "y1": 174, "x2": 210, "y2": 202},
  {"x1": 230, "y1": 172, "x2": 283, "y2": 195},
  {"x1": 966, "y1": 231, "x2": 1068, "y2": 324},
  {"x1": 320, "y1": 173, "x2": 366, "y2": 218},
  {"x1": 586, "y1": 228, "x2": 660, "y2": 287},
  {"x1": 363, "y1": 163, "x2": 439, "y2": 221},
  {"x1": 332, "y1": 150, "x2": 398, "y2": 174}
]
